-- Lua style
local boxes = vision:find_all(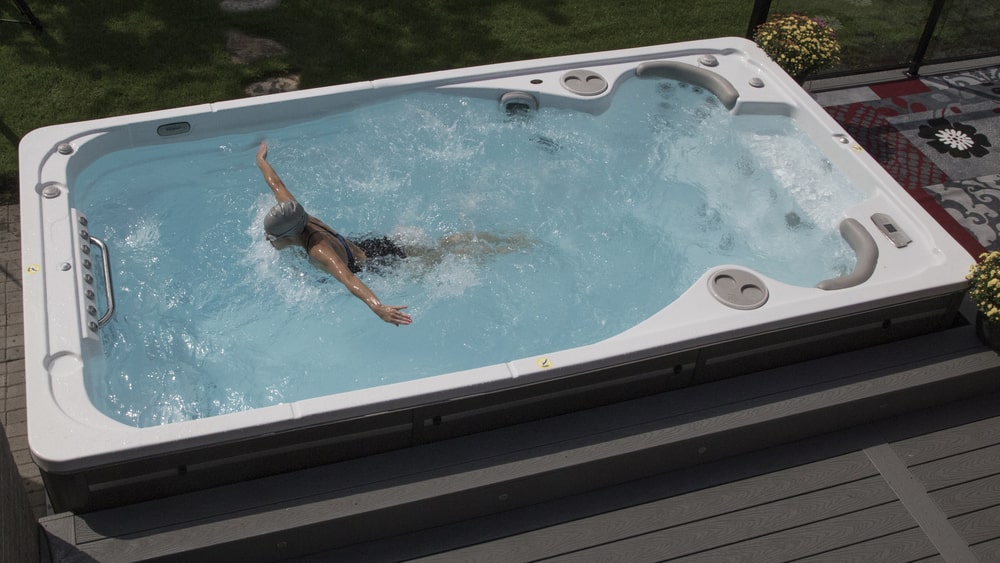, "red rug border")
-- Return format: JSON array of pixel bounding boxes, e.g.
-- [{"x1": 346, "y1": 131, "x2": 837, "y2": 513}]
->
[
  {"x1": 907, "y1": 186, "x2": 985, "y2": 259},
  {"x1": 869, "y1": 79, "x2": 932, "y2": 99},
  {"x1": 824, "y1": 99, "x2": 985, "y2": 259}
]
